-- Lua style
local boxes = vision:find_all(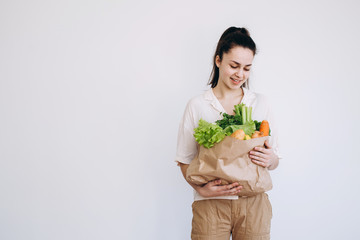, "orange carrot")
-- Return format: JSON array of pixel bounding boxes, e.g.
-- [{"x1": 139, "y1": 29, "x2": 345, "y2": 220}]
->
[{"x1": 259, "y1": 120, "x2": 269, "y2": 136}]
